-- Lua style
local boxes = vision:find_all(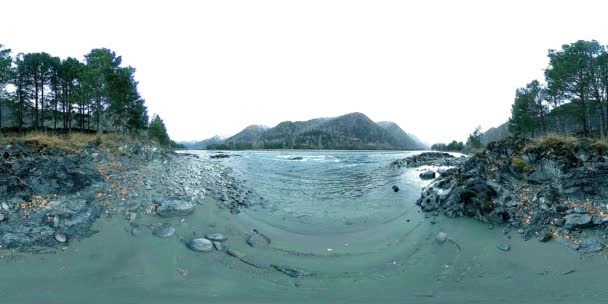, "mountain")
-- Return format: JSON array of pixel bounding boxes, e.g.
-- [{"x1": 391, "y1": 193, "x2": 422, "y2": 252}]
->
[
  {"x1": 224, "y1": 125, "x2": 269, "y2": 144},
  {"x1": 377, "y1": 121, "x2": 428, "y2": 149},
  {"x1": 480, "y1": 122, "x2": 511, "y2": 145},
  {"x1": 208, "y1": 112, "x2": 426, "y2": 150},
  {"x1": 180, "y1": 135, "x2": 226, "y2": 150}
]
